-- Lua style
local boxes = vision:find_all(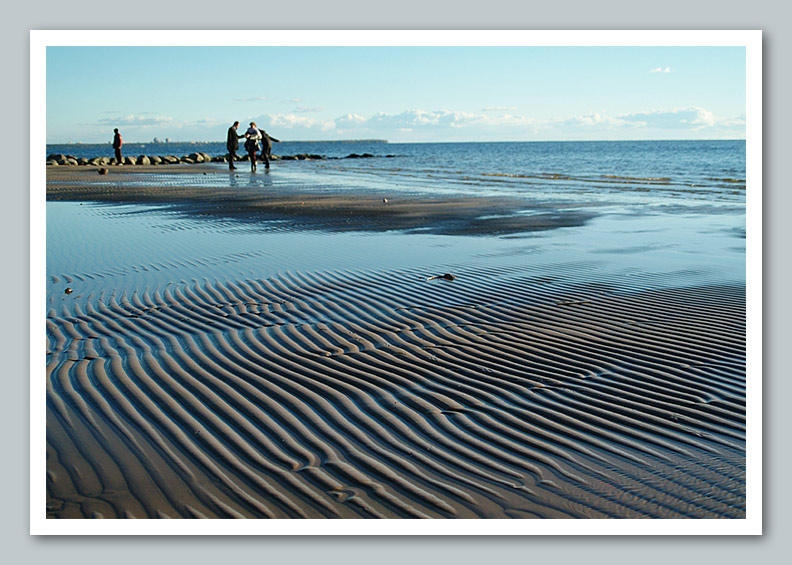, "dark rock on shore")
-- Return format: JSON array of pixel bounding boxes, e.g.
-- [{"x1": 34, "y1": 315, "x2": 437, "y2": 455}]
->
[{"x1": 46, "y1": 151, "x2": 387, "y2": 166}]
